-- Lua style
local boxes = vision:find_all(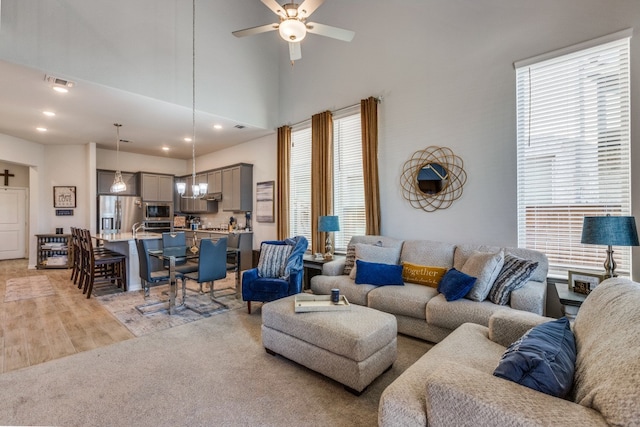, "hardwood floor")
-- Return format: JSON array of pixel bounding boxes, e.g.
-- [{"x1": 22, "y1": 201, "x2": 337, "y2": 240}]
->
[{"x1": 0, "y1": 259, "x2": 134, "y2": 374}]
